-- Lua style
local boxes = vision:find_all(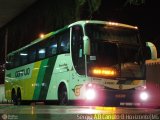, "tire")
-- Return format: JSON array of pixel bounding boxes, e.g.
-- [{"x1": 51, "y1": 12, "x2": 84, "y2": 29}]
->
[
  {"x1": 11, "y1": 89, "x2": 22, "y2": 105},
  {"x1": 58, "y1": 85, "x2": 68, "y2": 105},
  {"x1": 11, "y1": 90, "x2": 18, "y2": 105},
  {"x1": 17, "y1": 90, "x2": 22, "y2": 105}
]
